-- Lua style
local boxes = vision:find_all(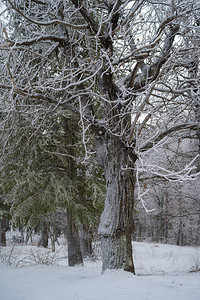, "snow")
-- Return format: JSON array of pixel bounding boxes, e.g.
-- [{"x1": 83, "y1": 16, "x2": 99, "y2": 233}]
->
[{"x1": 0, "y1": 238, "x2": 200, "y2": 300}]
